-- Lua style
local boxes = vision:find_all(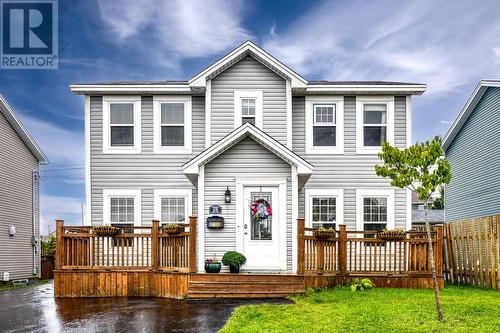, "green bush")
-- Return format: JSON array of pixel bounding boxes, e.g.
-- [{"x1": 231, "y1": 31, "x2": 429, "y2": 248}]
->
[
  {"x1": 41, "y1": 236, "x2": 56, "y2": 256},
  {"x1": 222, "y1": 251, "x2": 246, "y2": 268},
  {"x1": 350, "y1": 278, "x2": 374, "y2": 292}
]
